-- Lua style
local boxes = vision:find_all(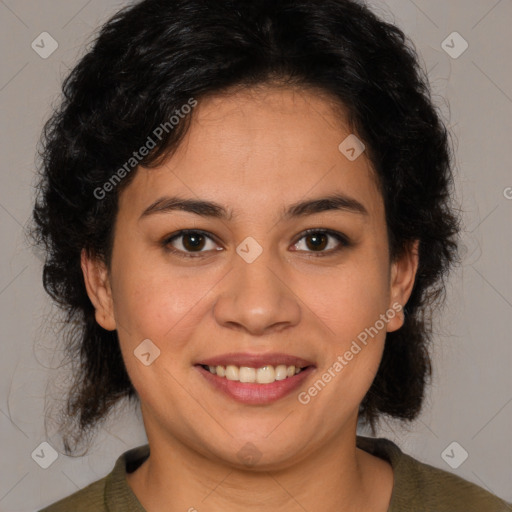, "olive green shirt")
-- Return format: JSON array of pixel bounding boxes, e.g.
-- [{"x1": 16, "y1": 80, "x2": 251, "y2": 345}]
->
[{"x1": 39, "y1": 436, "x2": 511, "y2": 511}]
